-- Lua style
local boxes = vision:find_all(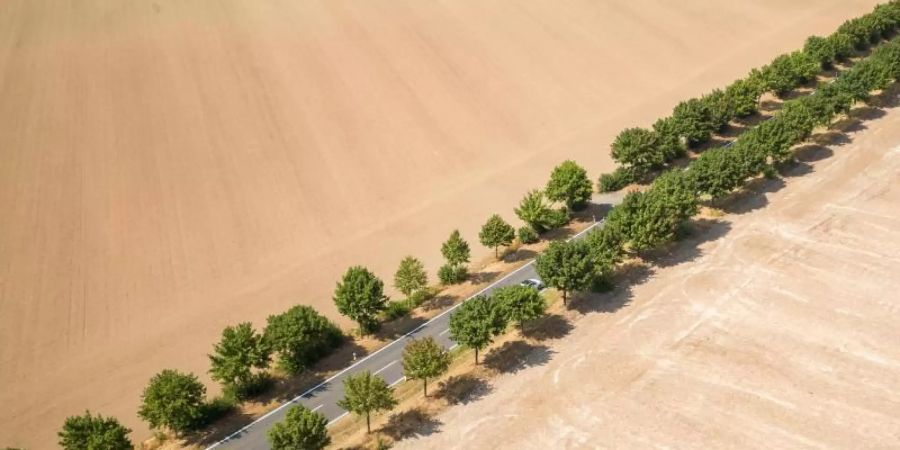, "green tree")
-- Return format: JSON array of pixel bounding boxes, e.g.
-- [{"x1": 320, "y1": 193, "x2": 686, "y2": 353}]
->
[
  {"x1": 611, "y1": 128, "x2": 663, "y2": 174},
  {"x1": 671, "y1": 98, "x2": 716, "y2": 146},
  {"x1": 334, "y1": 266, "x2": 388, "y2": 334},
  {"x1": 267, "y1": 405, "x2": 330, "y2": 450},
  {"x1": 449, "y1": 295, "x2": 507, "y2": 364},
  {"x1": 517, "y1": 225, "x2": 540, "y2": 244},
  {"x1": 687, "y1": 147, "x2": 748, "y2": 200},
  {"x1": 209, "y1": 322, "x2": 271, "y2": 399},
  {"x1": 546, "y1": 160, "x2": 594, "y2": 211},
  {"x1": 492, "y1": 285, "x2": 547, "y2": 332},
  {"x1": 479, "y1": 214, "x2": 516, "y2": 258},
  {"x1": 401, "y1": 337, "x2": 451, "y2": 396},
  {"x1": 761, "y1": 51, "x2": 820, "y2": 97},
  {"x1": 59, "y1": 411, "x2": 132, "y2": 450},
  {"x1": 535, "y1": 240, "x2": 594, "y2": 306},
  {"x1": 725, "y1": 78, "x2": 763, "y2": 117},
  {"x1": 584, "y1": 224, "x2": 625, "y2": 284},
  {"x1": 264, "y1": 305, "x2": 343, "y2": 374},
  {"x1": 393, "y1": 256, "x2": 427, "y2": 298},
  {"x1": 138, "y1": 369, "x2": 206, "y2": 435},
  {"x1": 441, "y1": 230, "x2": 471, "y2": 267},
  {"x1": 337, "y1": 371, "x2": 398, "y2": 433},
  {"x1": 514, "y1": 189, "x2": 555, "y2": 233},
  {"x1": 652, "y1": 117, "x2": 687, "y2": 161},
  {"x1": 701, "y1": 89, "x2": 734, "y2": 131}
]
